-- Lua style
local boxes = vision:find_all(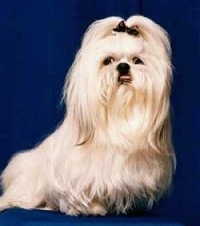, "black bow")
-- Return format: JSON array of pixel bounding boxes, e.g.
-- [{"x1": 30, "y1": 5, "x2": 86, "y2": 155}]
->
[{"x1": 113, "y1": 21, "x2": 139, "y2": 36}]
